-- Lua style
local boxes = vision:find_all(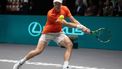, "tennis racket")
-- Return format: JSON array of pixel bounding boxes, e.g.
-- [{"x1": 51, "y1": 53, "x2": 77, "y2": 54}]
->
[{"x1": 91, "y1": 28, "x2": 112, "y2": 43}]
